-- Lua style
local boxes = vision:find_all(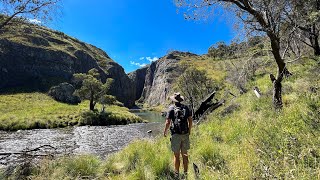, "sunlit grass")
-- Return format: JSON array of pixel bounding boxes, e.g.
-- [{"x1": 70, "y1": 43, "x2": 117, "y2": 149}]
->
[{"x1": 0, "y1": 93, "x2": 142, "y2": 130}]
